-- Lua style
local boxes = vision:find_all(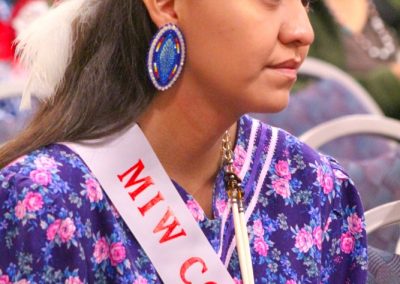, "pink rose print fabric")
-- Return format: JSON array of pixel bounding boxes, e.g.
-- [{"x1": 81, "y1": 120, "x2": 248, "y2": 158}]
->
[{"x1": 0, "y1": 116, "x2": 367, "y2": 283}]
